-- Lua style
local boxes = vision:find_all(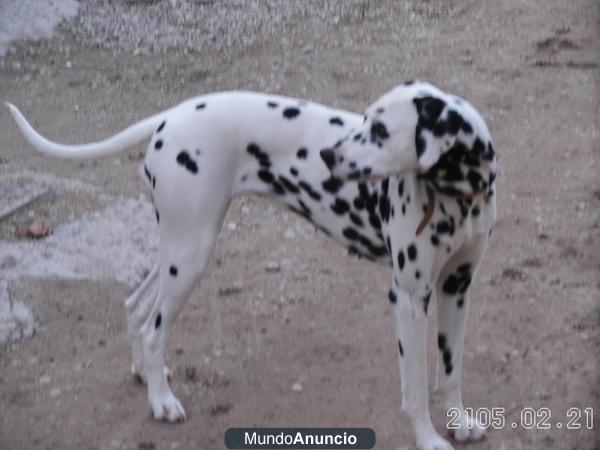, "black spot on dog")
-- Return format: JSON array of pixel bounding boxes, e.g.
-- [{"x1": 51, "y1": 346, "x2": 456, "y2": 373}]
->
[
  {"x1": 154, "y1": 139, "x2": 163, "y2": 150},
  {"x1": 442, "y1": 264, "x2": 472, "y2": 296},
  {"x1": 442, "y1": 275, "x2": 459, "y2": 295},
  {"x1": 436, "y1": 219, "x2": 455, "y2": 236},
  {"x1": 431, "y1": 235, "x2": 440, "y2": 246},
  {"x1": 298, "y1": 181, "x2": 322, "y2": 201},
  {"x1": 398, "y1": 340, "x2": 404, "y2": 357},
  {"x1": 296, "y1": 148, "x2": 308, "y2": 159},
  {"x1": 283, "y1": 107, "x2": 300, "y2": 119},
  {"x1": 258, "y1": 169, "x2": 275, "y2": 183},
  {"x1": 157, "y1": 121, "x2": 166, "y2": 133},
  {"x1": 483, "y1": 142, "x2": 495, "y2": 161},
  {"x1": 329, "y1": 117, "x2": 344, "y2": 126},
  {"x1": 353, "y1": 197, "x2": 365, "y2": 210},
  {"x1": 467, "y1": 170, "x2": 485, "y2": 192},
  {"x1": 388, "y1": 289, "x2": 397, "y2": 304},
  {"x1": 457, "y1": 297, "x2": 465, "y2": 308},
  {"x1": 155, "y1": 314, "x2": 162, "y2": 329},
  {"x1": 331, "y1": 198, "x2": 350, "y2": 215},
  {"x1": 349, "y1": 212, "x2": 364, "y2": 227},
  {"x1": 423, "y1": 290, "x2": 432, "y2": 313},
  {"x1": 353, "y1": 133, "x2": 362, "y2": 141},
  {"x1": 397, "y1": 251, "x2": 405, "y2": 270},
  {"x1": 169, "y1": 265, "x2": 178, "y2": 277},
  {"x1": 379, "y1": 192, "x2": 391, "y2": 223},
  {"x1": 290, "y1": 167, "x2": 299, "y2": 177},
  {"x1": 343, "y1": 226, "x2": 387, "y2": 258},
  {"x1": 267, "y1": 101, "x2": 278, "y2": 108},
  {"x1": 144, "y1": 165, "x2": 152, "y2": 183},
  {"x1": 407, "y1": 244, "x2": 417, "y2": 261},
  {"x1": 271, "y1": 181, "x2": 285, "y2": 195},
  {"x1": 371, "y1": 121, "x2": 390, "y2": 141},
  {"x1": 369, "y1": 214, "x2": 381, "y2": 230},
  {"x1": 322, "y1": 176, "x2": 344, "y2": 194},
  {"x1": 438, "y1": 334, "x2": 453, "y2": 375},
  {"x1": 176, "y1": 151, "x2": 198, "y2": 174},
  {"x1": 247, "y1": 143, "x2": 271, "y2": 168},
  {"x1": 278, "y1": 175, "x2": 300, "y2": 194},
  {"x1": 298, "y1": 199, "x2": 312, "y2": 217},
  {"x1": 438, "y1": 334, "x2": 447, "y2": 349},
  {"x1": 343, "y1": 227, "x2": 360, "y2": 241},
  {"x1": 414, "y1": 96, "x2": 446, "y2": 124},
  {"x1": 196, "y1": 103, "x2": 206, "y2": 110},
  {"x1": 155, "y1": 209, "x2": 160, "y2": 223},
  {"x1": 415, "y1": 270, "x2": 421, "y2": 280}
]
